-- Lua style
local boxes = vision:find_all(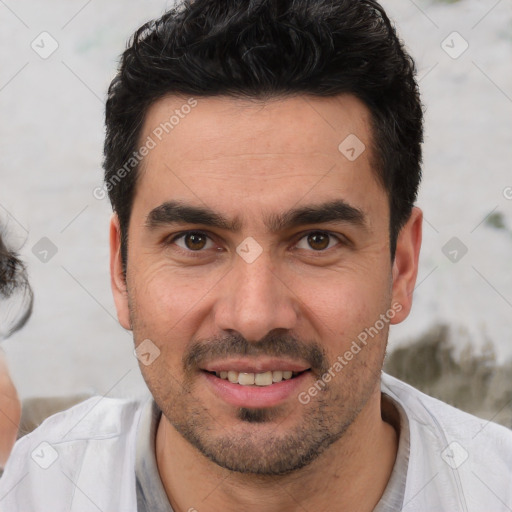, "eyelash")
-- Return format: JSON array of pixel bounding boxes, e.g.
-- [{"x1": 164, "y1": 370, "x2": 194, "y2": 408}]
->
[{"x1": 165, "y1": 230, "x2": 346, "y2": 257}]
